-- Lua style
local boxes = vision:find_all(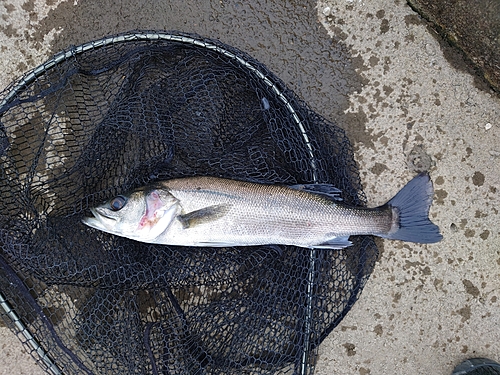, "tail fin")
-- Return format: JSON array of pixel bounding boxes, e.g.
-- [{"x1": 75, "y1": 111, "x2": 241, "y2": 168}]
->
[{"x1": 382, "y1": 173, "x2": 442, "y2": 244}]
